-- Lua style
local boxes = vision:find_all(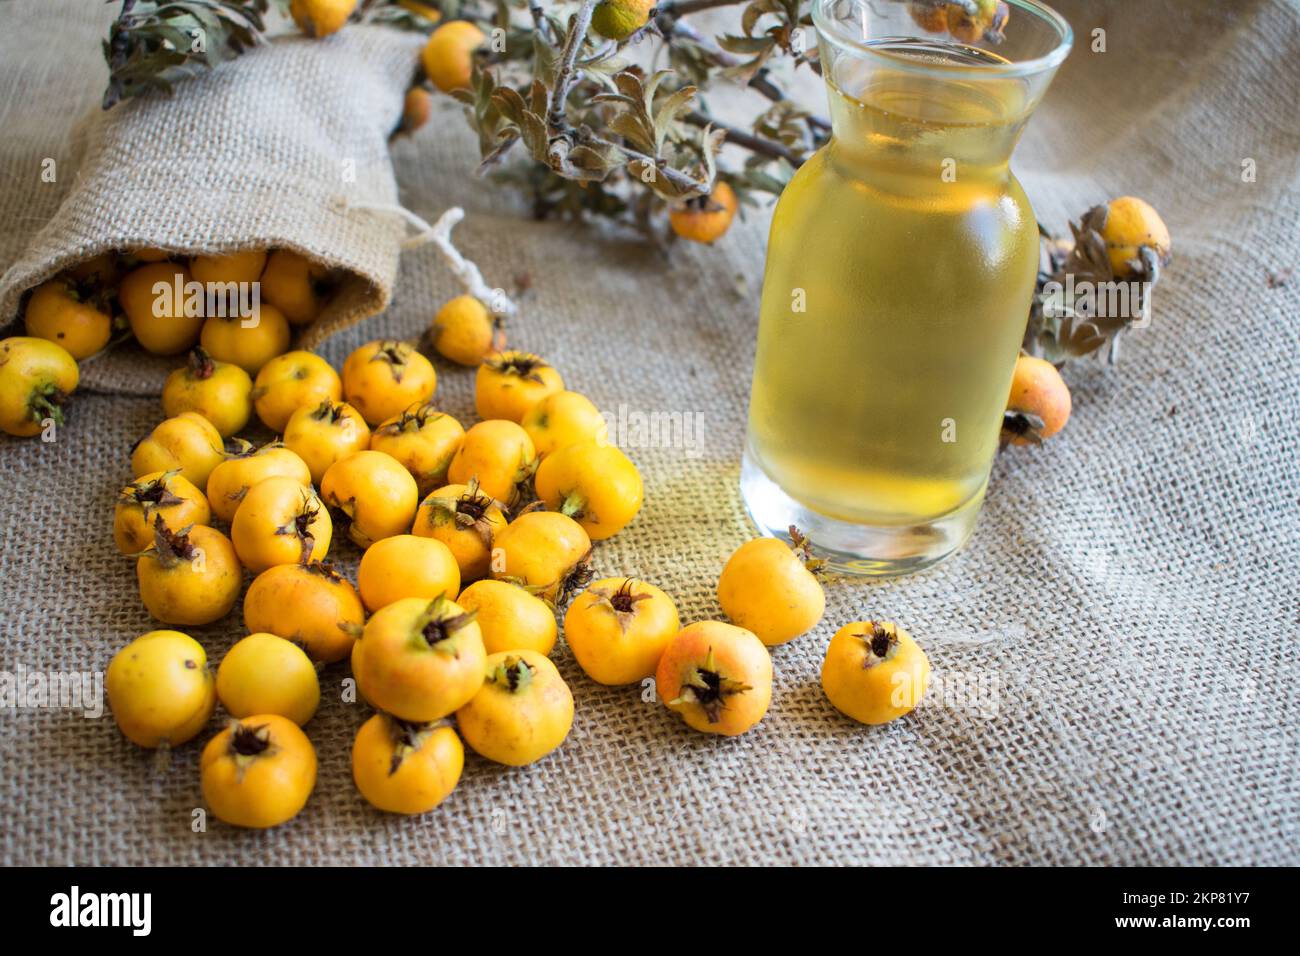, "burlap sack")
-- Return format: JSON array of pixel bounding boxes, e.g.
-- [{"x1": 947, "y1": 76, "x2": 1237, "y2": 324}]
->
[
  {"x1": 1, "y1": 0, "x2": 1297, "y2": 866},
  {"x1": 0, "y1": 15, "x2": 423, "y2": 395}
]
